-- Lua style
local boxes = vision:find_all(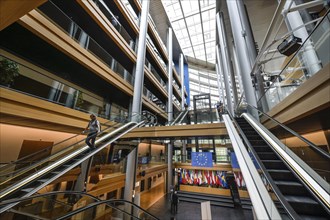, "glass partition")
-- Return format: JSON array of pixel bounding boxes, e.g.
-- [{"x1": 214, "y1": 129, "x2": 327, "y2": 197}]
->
[
  {"x1": 95, "y1": 0, "x2": 136, "y2": 50},
  {"x1": 0, "y1": 191, "x2": 159, "y2": 220},
  {"x1": 0, "y1": 55, "x2": 126, "y2": 121},
  {"x1": 247, "y1": 105, "x2": 330, "y2": 183},
  {"x1": 38, "y1": 1, "x2": 134, "y2": 85},
  {"x1": 258, "y1": 11, "x2": 330, "y2": 110}
]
